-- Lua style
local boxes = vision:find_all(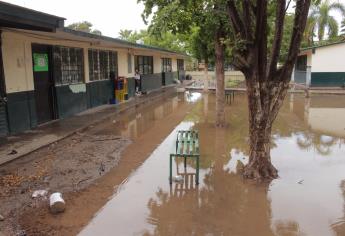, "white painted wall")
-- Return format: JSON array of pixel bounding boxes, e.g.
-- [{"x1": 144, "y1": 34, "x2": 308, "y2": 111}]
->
[
  {"x1": 172, "y1": 58, "x2": 177, "y2": 71},
  {"x1": 311, "y1": 43, "x2": 345, "y2": 72},
  {"x1": 118, "y1": 51, "x2": 135, "y2": 78},
  {"x1": 153, "y1": 55, "x2": 161, "y2": 74}
]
